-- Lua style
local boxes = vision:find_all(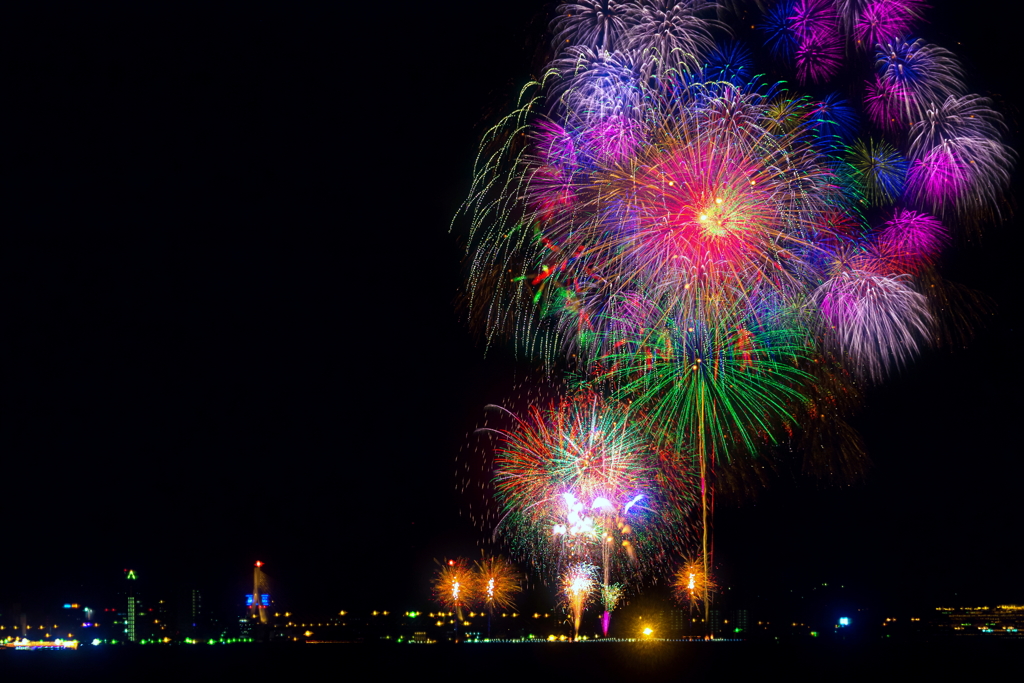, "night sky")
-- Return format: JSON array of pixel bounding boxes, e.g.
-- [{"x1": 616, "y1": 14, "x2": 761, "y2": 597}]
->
[{"x1": 3, "y1": 2, "x2": 1020, "y2": 620}]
